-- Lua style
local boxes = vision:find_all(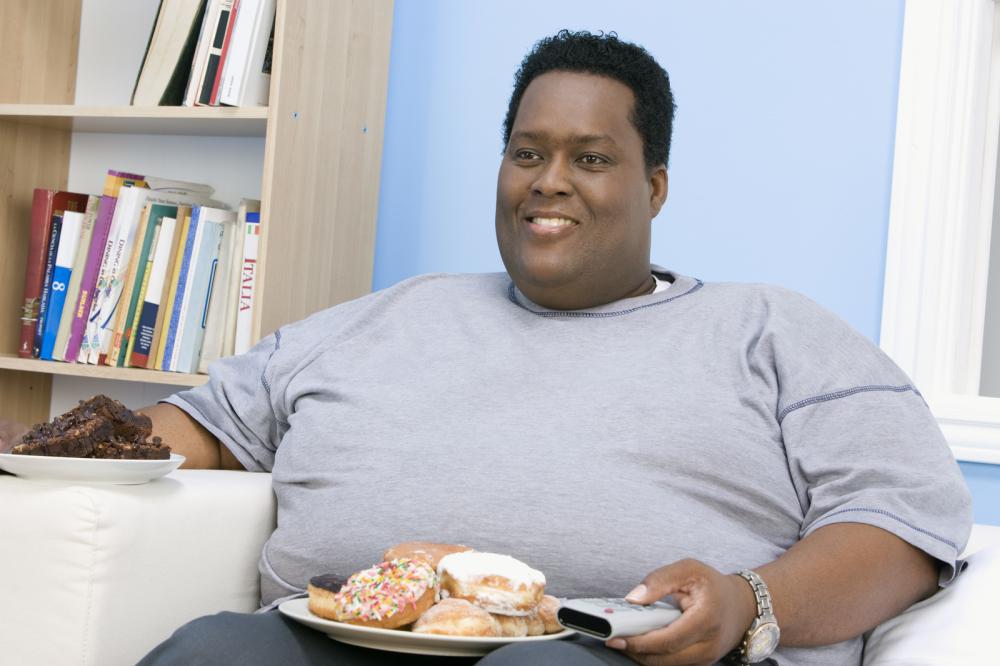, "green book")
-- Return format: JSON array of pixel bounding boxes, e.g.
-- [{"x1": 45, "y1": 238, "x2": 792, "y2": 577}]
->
[{"x1": 116, "y1": 202, "x2": 177, "y2": 366}]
